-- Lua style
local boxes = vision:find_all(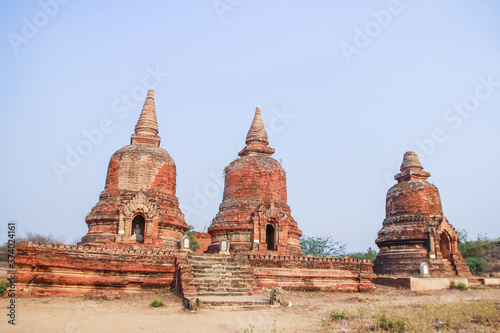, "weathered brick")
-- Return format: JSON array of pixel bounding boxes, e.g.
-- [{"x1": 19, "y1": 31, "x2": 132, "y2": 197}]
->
[
  {"x1": 81, "y1": 89, "x2": 187, "y2": 248},
  {"x1": 207, "y1": 107, "x2": 302, "y2": 255},
  {"x1": 374, "y1": 152, "x2": 471, "y2": 277}
]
